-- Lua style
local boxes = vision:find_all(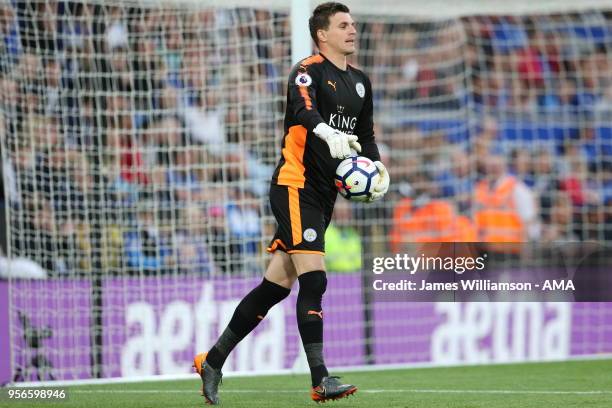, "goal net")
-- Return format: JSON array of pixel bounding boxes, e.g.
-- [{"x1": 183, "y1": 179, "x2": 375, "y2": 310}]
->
[{"x1": 0, "y1": 0, "x2": 611, "y2": 383}]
